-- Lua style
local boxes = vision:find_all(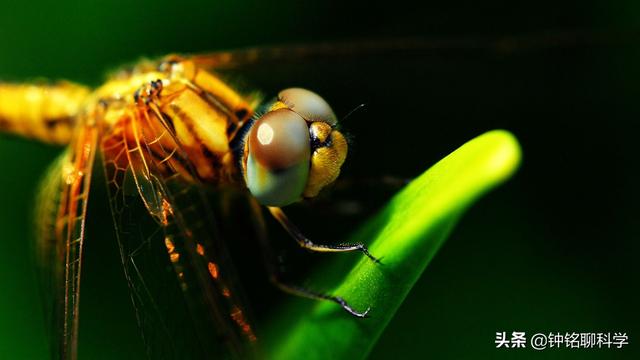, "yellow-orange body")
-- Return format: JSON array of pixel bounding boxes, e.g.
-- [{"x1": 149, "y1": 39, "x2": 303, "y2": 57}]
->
[
  {"x1": 1, "y1": 55, "x2": 259, "y2": 187},
  {"x1": 1, "y1": 55, "x2": 264, "y2": 359},
  {"x1": 0, "y1": 52, "x2": 354, "y2": 360},
  {"x1": 0, "y1": 81, "x2": 89, "y2": 144}
]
